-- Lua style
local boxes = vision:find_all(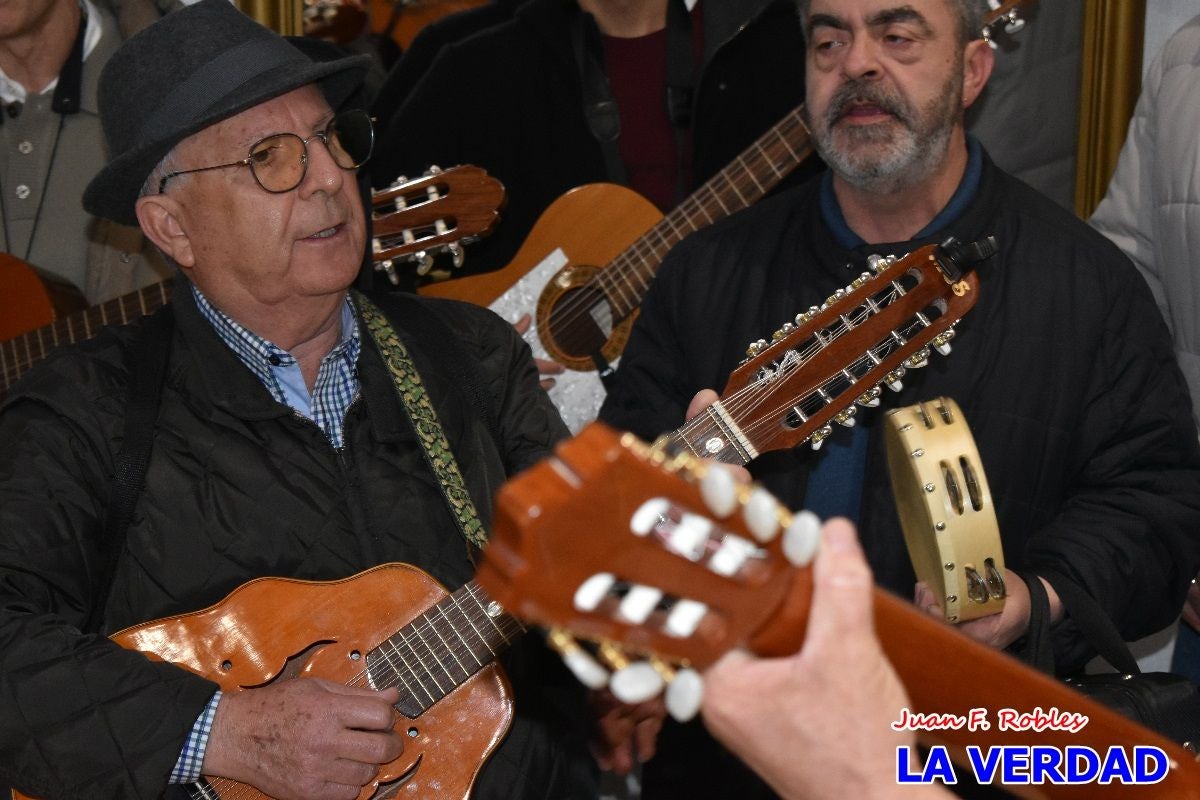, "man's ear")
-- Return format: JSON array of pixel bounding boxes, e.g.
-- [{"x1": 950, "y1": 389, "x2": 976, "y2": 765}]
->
[
  {"x1": 961, "y1": 38, "x2": 995, "y2": 109},
  {"x1": 136, "y1": 194, "x2": 195, "y2": 269}
]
